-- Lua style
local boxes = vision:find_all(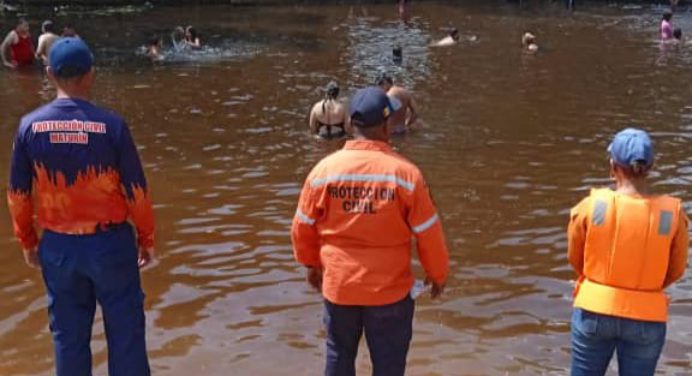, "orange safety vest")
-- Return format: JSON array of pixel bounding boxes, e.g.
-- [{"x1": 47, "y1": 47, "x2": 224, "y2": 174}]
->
[{"x1": 574, "y1": 188, "x2": 681, "y2": 322}]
